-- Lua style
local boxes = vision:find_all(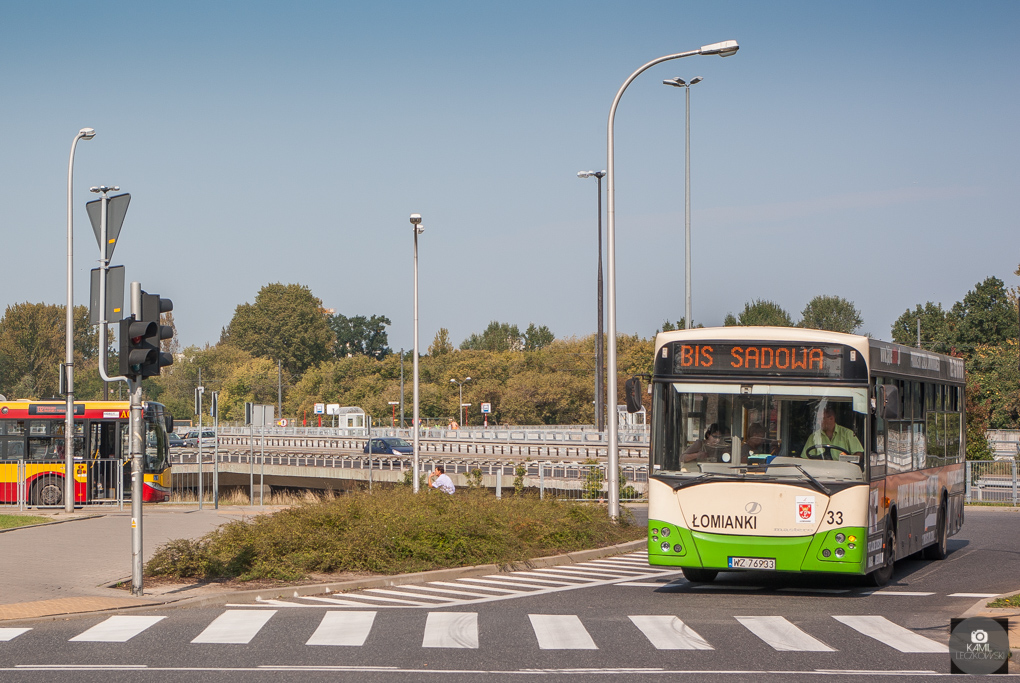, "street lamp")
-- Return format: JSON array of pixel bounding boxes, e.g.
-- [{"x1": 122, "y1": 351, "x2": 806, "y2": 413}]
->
[
  {"x1": 64, "y1": 127, "x2": 95, "y2": 513},
  {"x1": 605, "y1": 40, "x2": 738, "y2": 519},
  {"x1": 577, "y1": 170, "x2": 607, "y2": 433},
  {"x1": 410, "y1": 213, "x2": 424, "y2": 493},
  {"x1": 449, "y1": 377, "x2": 471, "y2": 426},
  {"x1": 662, "y1": 76, "x2": 702, "y2": 330}
]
